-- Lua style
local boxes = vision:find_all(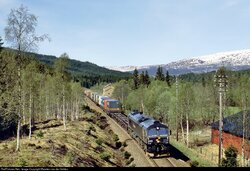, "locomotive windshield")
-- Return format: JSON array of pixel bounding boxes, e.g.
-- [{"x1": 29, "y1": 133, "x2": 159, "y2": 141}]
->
[
  {"x1": 158, "y1": 128, "x2": 168, "y2": 135},
  {"x1": 148, "y1": 128, "x2": 157, "y2": 136},
  {"x1": 109, "y1": 101, "x2": 120, "y2": 108},
  {"x1": 148, "y1": 127, "x2": 168, "y2": 137}
]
